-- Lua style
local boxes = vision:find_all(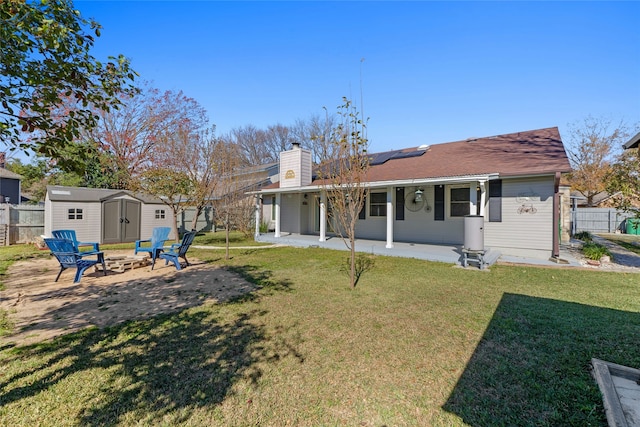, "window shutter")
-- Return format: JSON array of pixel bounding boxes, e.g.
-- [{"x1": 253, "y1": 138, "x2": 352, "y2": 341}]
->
[
  {"x1": 359, "y1": 195, "x2": 366, "y2": 220},
  {"x1": 435, "y1": 185, "x2": 445, "y2": 221},
  {"x1": 395, "y1": 187, "x2": 404, "y2": 220},
  {"x1": 488, "y1": 180, "x2": 502, "y2": 222}
]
